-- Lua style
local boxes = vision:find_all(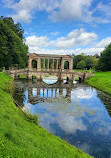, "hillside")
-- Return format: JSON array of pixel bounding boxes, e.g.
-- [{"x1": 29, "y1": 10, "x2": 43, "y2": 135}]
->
[{"x1": 85, "y1": 71, "x2": 111, "y2": 95}]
